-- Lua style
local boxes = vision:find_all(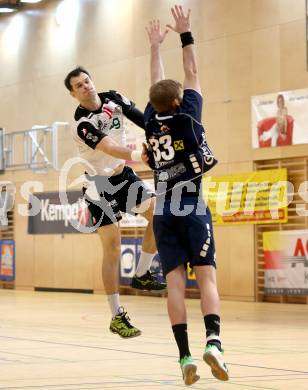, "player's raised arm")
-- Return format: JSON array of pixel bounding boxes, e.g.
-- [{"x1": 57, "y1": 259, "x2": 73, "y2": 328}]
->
[
  {"x1": 146, "y1": 19, "x2": 169, "y2": 85},
  {"x1": 167, "y1": 5, "x2": 201, "y2": 94}
]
